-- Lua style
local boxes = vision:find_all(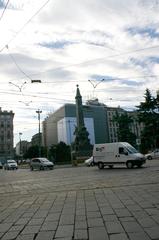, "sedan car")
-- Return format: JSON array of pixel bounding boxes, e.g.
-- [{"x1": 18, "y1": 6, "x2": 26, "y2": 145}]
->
[
  {"x1": 84, "y1": 156, "x2": 94, "y2": 166},
  {"x1": 145, "y1": 149, "x2": 159, "y2": 160},
  {"x1": 30, "y1": 158, "x2": 54, "y2": 171},
  {"x1": 4, "y1": 160, "x2": 18, "y2": 170}
]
